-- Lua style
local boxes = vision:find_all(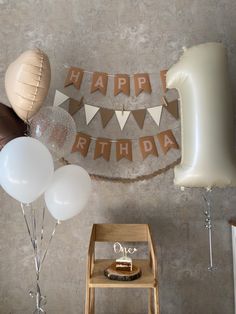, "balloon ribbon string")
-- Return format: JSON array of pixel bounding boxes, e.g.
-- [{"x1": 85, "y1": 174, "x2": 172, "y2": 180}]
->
[
  {"x1": 40, "y1": 206, "x2": 46, "y2": 252},
  {"x1": 39, "y1": 220, "x2": 60, "y2": 272},
  {"x1": 21, "y1": 203, "x2": 59, "y2": 312},
  {"x1": 203, "y1": 190, "x2": 216, "y2": 271},
  {"x1": 21, "y1": 203, "x2": 34, "y2": 248}
]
